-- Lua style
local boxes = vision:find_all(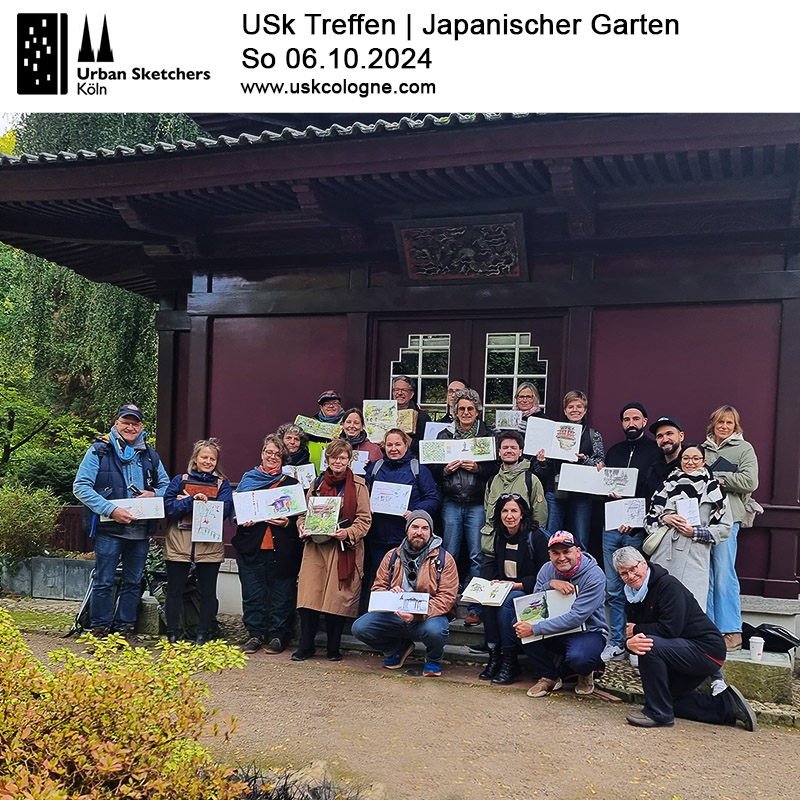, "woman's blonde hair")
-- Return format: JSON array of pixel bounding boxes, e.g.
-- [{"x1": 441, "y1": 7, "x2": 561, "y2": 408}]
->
[
  {"x1": 324, "y1": 438, "x2": 353, "y2": 462},
  {"x1": 706, "y1": 405, "x2": 743, "y2": 438},
  {"x1": 187, "y1": 438, "x2": 227, "y2": 479},
  {"x1": 262, "y1": 434, "x2": 289, "y2": 465}
]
